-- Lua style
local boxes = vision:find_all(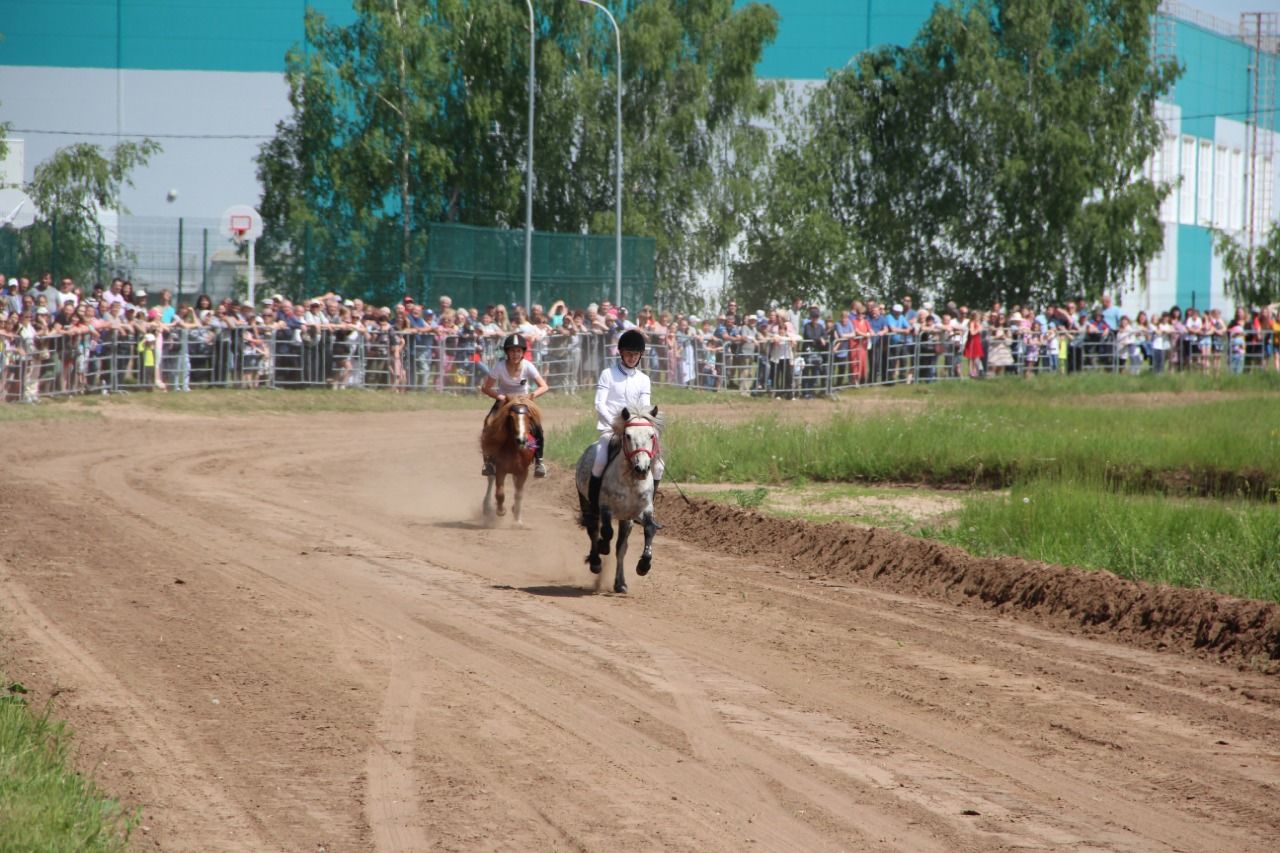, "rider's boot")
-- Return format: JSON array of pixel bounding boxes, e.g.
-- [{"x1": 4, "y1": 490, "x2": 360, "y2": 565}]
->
[
  {"x1": 533, "y1": 425, "x2": 547, "y2": 477},
  {"x1": 481, "y1": 456, "x2": 495, "y2": 476}
]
